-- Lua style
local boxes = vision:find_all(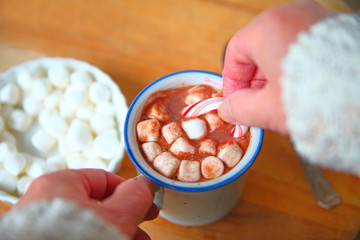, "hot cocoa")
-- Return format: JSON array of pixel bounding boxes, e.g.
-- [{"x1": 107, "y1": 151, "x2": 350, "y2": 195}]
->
[{"x1": 136, "y1": 85, "x2": 250, "y2": 182}]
